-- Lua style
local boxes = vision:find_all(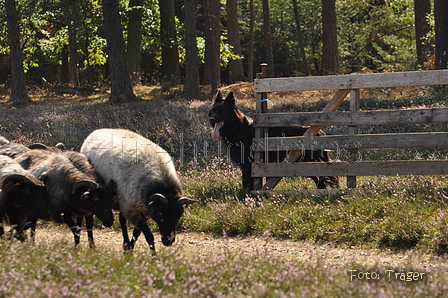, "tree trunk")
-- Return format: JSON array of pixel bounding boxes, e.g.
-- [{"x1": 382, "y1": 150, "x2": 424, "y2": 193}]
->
[
  {"x1": 262, "y1": 0, "x2": 274, "y2": 77},
  {"x1": 61, "y1": 45, "x2": 69, "y2": 84},
  {"x1": 321, "y1": 0, "x2": 339, "y2": 75},
  {"x1": 102, "y1": 0, "x2": 137, "y2": 103},
  {"x1": 68, "y1": 19, "x2": 79, "y2": 88},
  {"x1": 434, "y1": 0, "x2": 448, "y2": 70},
  {"x1": 159, "y1": 0, "x2": 180, "y2": 85},
  {"x1": 5, "y1": 0, "x2": 31, "y2": 105},
  {"x1": 292, "y1": 0, "x2": 310, "y2": 76},
  {"x1": 248, "y1": 0, "x2": 254, "y2": 82},
  {"x1": 414, "y1": 0, "x2": 432, "y2": 67},
  {"x1": 127, "y1": 0, "x2": 143, "y2": 85},
  {"x1": 184, "y1": 0, "x2": 200, "y2": 100},
  {"x1": 203, "y1": 0, "x2": 221, "y2": 93},
  {"x1": 226, "y1": 0, "x2": 245, "y2": 83}
]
